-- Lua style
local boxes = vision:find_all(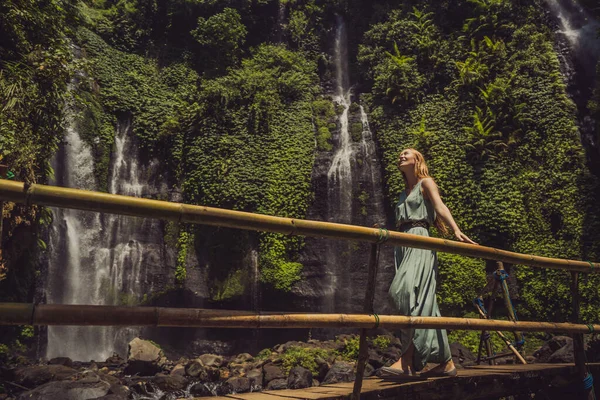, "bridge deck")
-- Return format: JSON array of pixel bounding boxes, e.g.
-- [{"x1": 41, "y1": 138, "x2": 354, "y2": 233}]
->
[{"x1": 186, "y1": 363, "x2": 600, "y2": 400}]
